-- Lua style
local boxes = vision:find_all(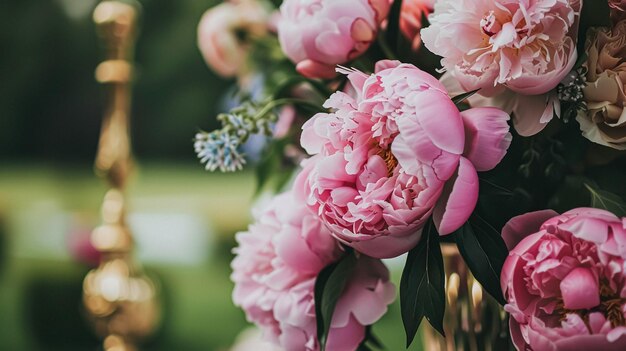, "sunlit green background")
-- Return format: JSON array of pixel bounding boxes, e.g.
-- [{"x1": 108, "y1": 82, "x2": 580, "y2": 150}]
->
[{"x1": 0, "y1": 1, "x2": 422, "y2": 350}]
